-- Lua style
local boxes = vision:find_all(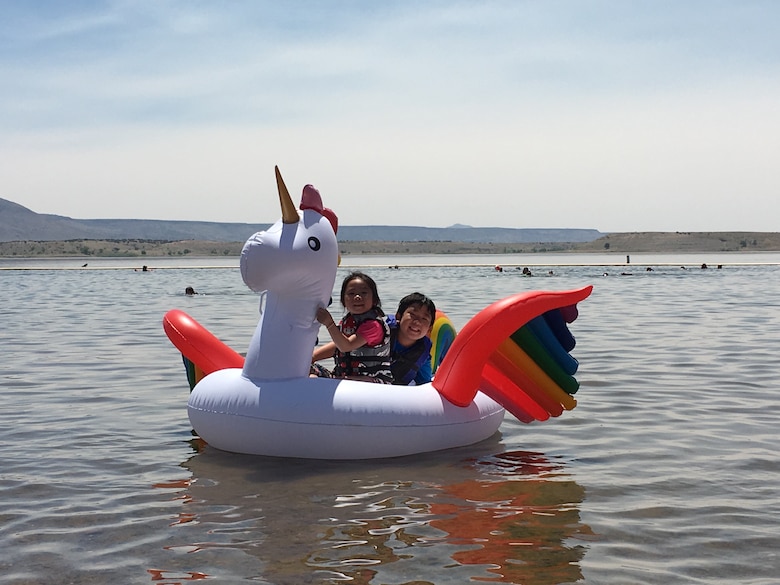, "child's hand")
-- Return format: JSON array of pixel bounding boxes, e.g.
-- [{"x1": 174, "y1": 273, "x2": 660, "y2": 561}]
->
[{"x1": 316, "y1": 307, "x2": 336, "y2": 328}]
